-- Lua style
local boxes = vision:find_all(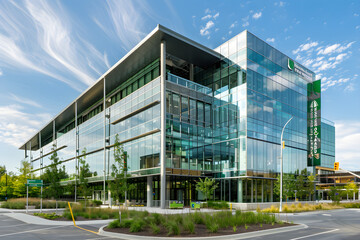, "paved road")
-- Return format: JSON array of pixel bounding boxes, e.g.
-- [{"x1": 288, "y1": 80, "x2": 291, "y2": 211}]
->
[
  {"x1": 250, "y1": 208, "x2": 360, "y2": 240},
  {"x1": 0, "y1": 209, "x2": 116, "y2": 240}
]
